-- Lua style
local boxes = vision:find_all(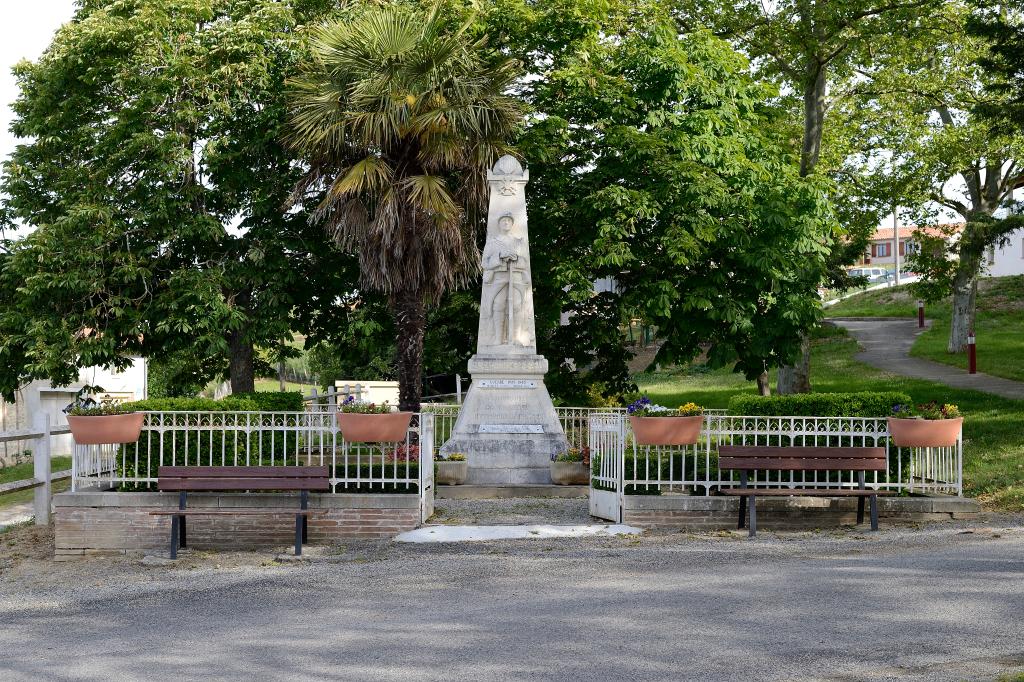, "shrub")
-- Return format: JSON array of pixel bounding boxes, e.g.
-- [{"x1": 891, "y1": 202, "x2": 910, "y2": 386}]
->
[
  {"x1": 339, "y1": 396, "x2": 393, "y2": 414},
  {"x1": 553, "y1": 447, "x2": 590, "y2": 464},
  {"x1": 120, "y1": 396, "x2": 259, "y2": 412},
  {"x1": 727, "y1": 391, "x2": 913, "y2": 417},
  {"x1": 439, "y1": 452, "x2": 466, "y2": 461},
  {"x1": 627, "y1": 396, "x2": 705, "y2": 417},
  {"x1": 893, "y1": 401, "x2": 961, "y2": 420},
  {"x1": 232, "y1": 391, "x2": 305, "y2": 412}
]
